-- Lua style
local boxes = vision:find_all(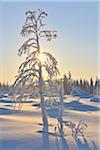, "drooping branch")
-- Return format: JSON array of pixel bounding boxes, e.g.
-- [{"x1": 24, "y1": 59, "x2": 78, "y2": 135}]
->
[
  {"x1": 42, "y1": 52, "x2": 60, "y2": 77},
  {"x1": 18, "y1": 38, "x2": 38, "y2": 56},
  {"x1": 14, "y1": 50, "x2": 59, "y2": 93},
  {"x1": 21, "y1": 25, "x2": 36, "y2": 37},
  {"x1": 39, "y1": 30, "x2": 57, "y2": 41},
  {"x1": 18, "y1": 50, "x2": 39, "y2": 72}
]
